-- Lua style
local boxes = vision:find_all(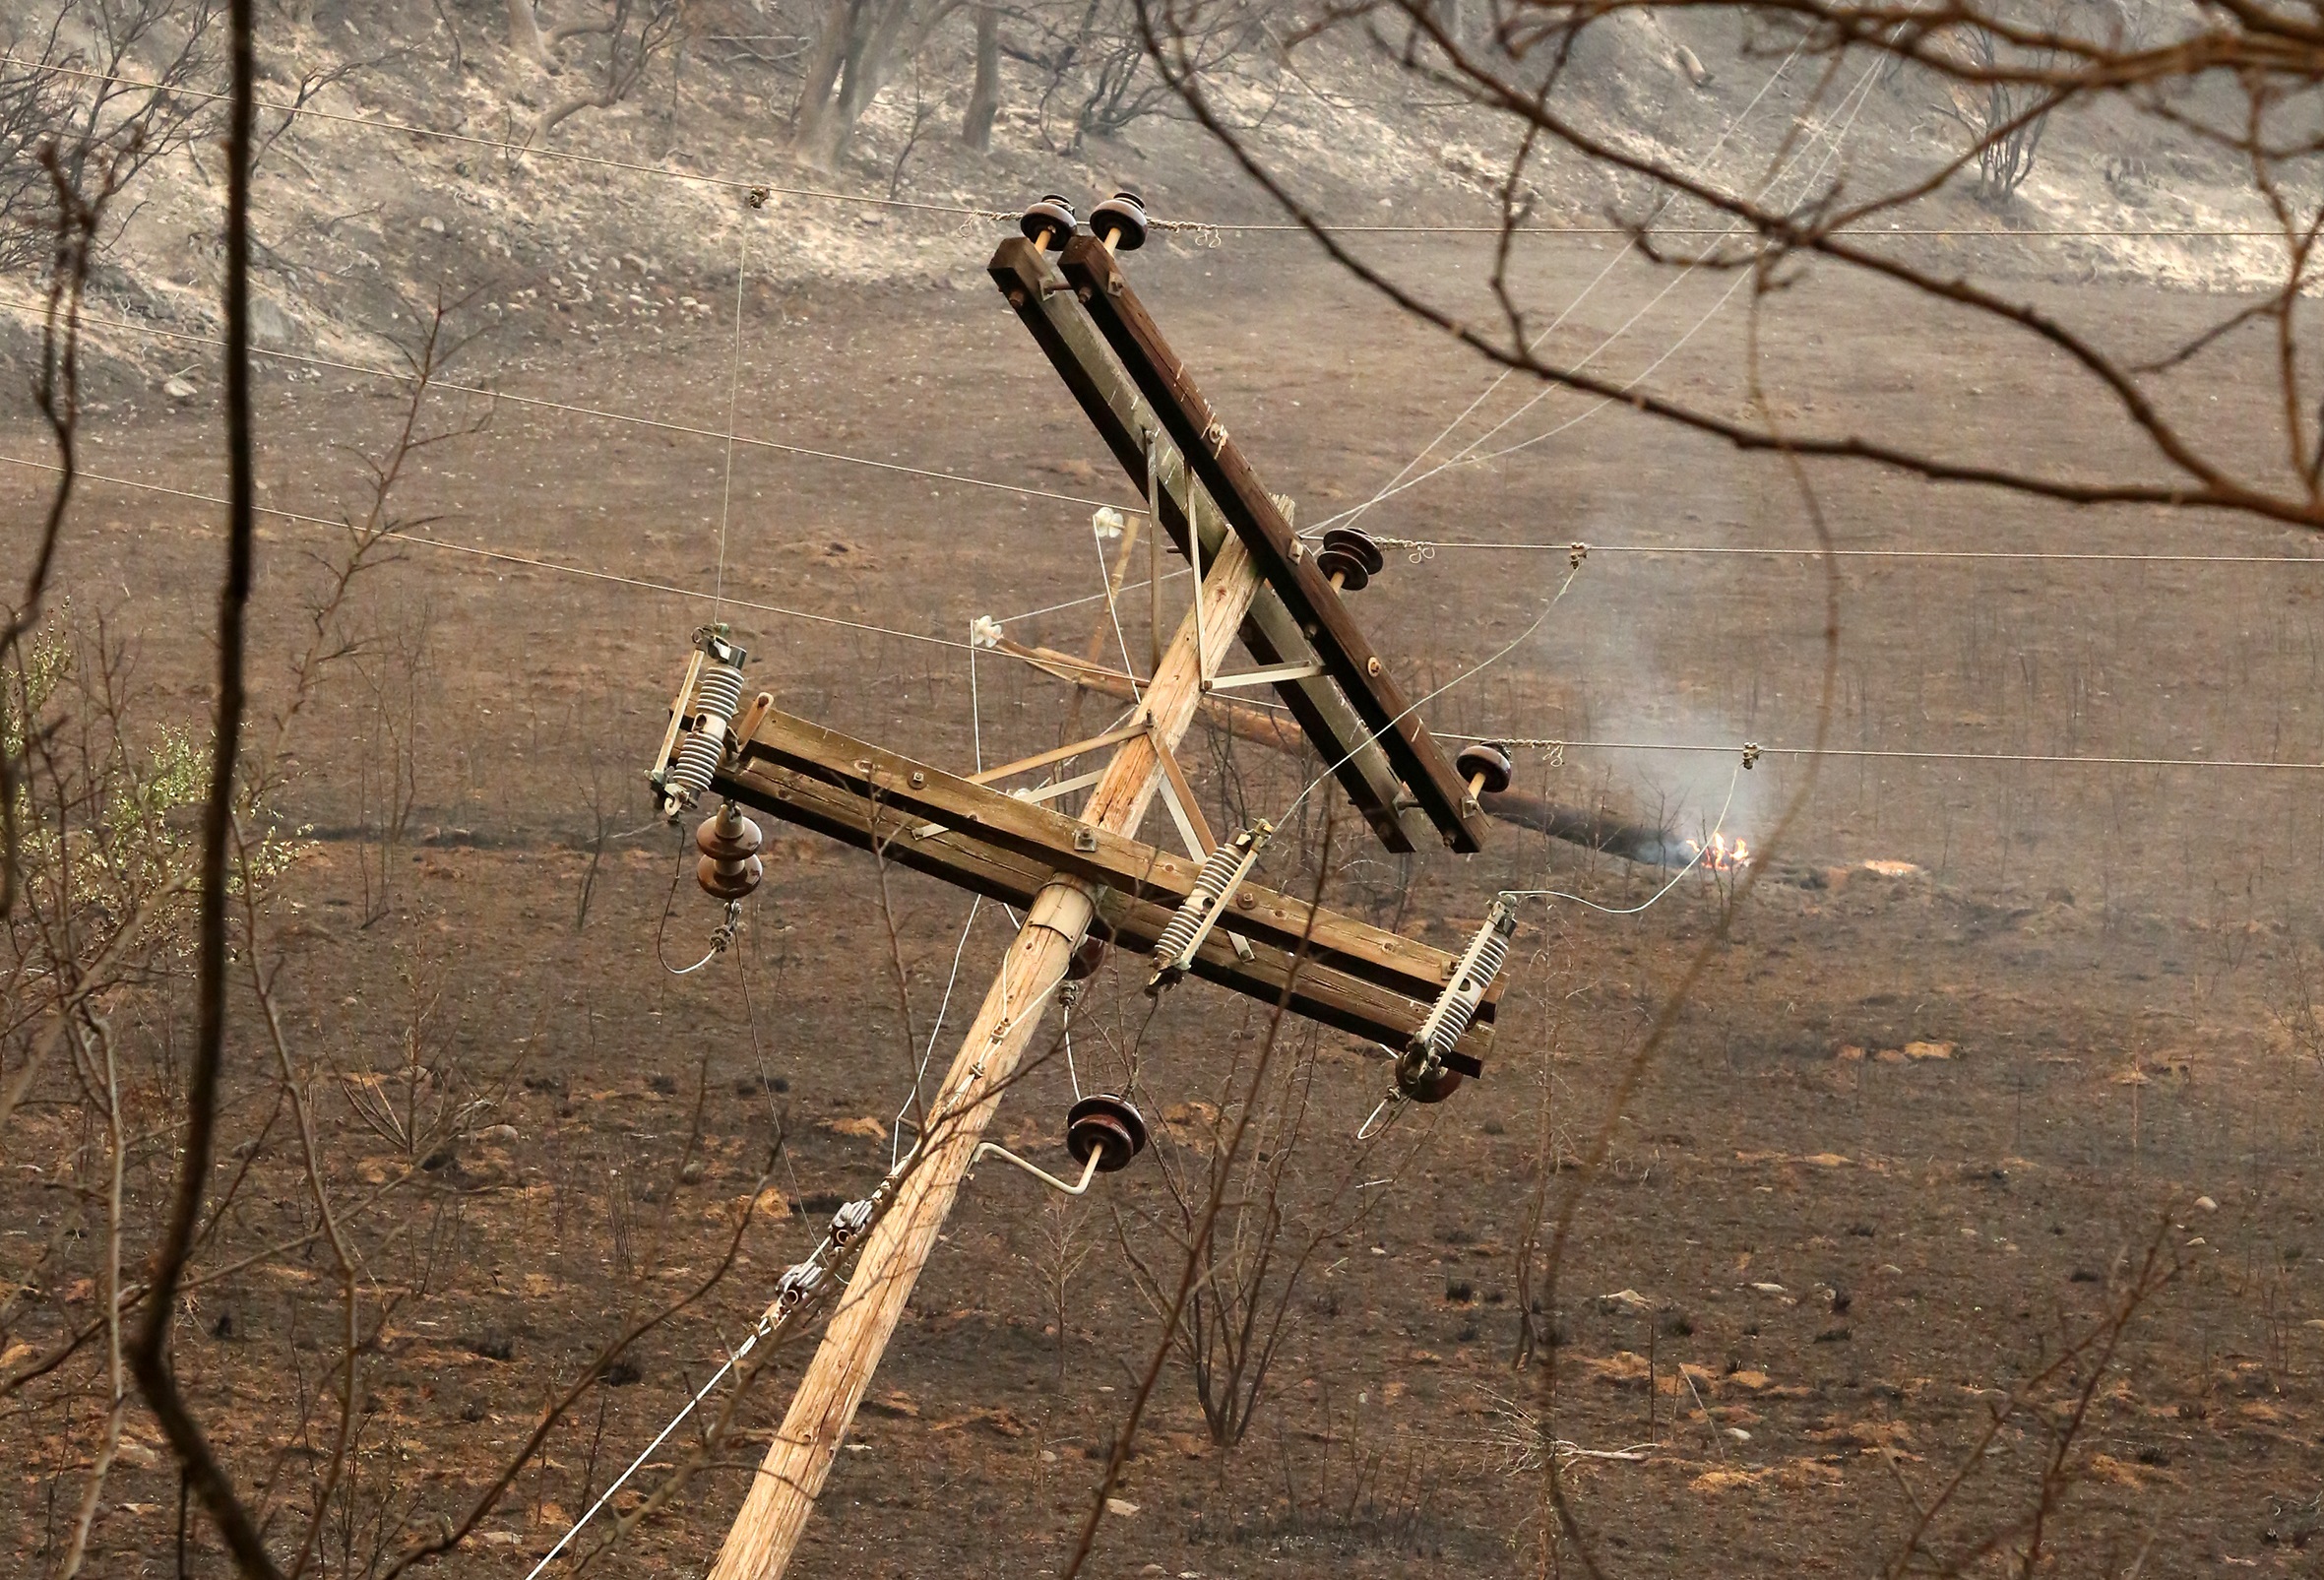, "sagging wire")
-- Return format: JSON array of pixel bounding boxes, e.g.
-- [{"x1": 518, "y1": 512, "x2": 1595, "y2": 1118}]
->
[
  {"x1": 711, "y1": 196, "x2": 756, "y2": 620},
  {"x1": 1091, "y1": 507, "x2": 1145, "y2": 704},
  {"x1": 530, "y1": 944, "x2": 1082, "y2": 1571},
  {"x1": 654, "y1": 830, "x2": 743, "y2": 976},
  {"x1": 996, "y1": 563, "x2": 1191, "y2": 627},
  {"x1": 1311, "y1": 31, "x2": 1812, "y2": 539},
  {"x1": 894, "y1": 896, "x2": 984, "y2": 1169},
  {"x1": 1272, "y1": 552, "x2": 1589, "y2": 831},
  {"x1": 524, "y1": 1146, "x2": 909, "y2": 1576},
  {"x1": 1457, "y1": 61, "x2": 1889, "y2": 476},
  {"x1": 1354, "y1": 753, "x2": 1747, "y2": 1139},
  {"x1": 1305, "y1": 50, "x2": 1880, "y2": 537},
  {"x1": 1502, "y1": 755, "x2": 1747, "y2": 916}
]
